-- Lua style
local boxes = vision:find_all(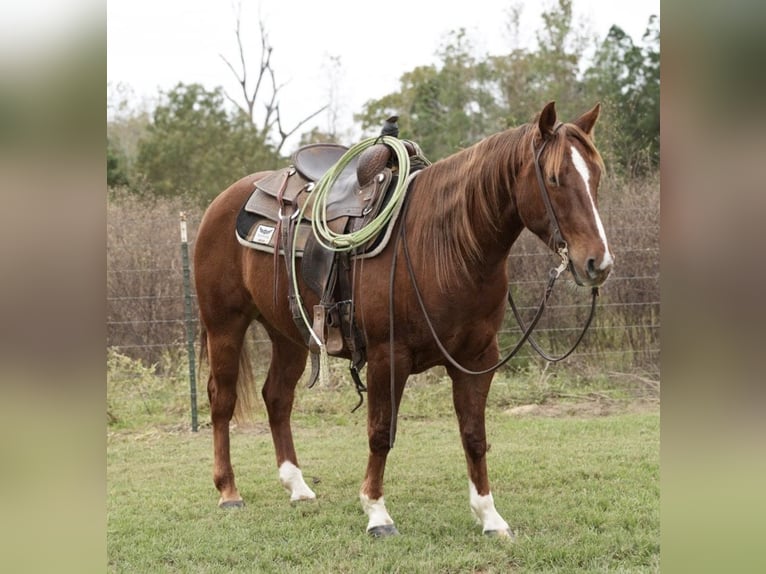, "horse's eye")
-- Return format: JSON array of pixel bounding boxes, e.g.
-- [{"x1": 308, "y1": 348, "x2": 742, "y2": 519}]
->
[{"x1": 548, "y1": 175, "x2": 558, "y2": 185}]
